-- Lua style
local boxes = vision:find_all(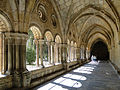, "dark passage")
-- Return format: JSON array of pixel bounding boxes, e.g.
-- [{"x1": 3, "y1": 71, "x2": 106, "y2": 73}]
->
[{"x1": 91, "y1": 41, "x2": 109, "y2": 60}]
